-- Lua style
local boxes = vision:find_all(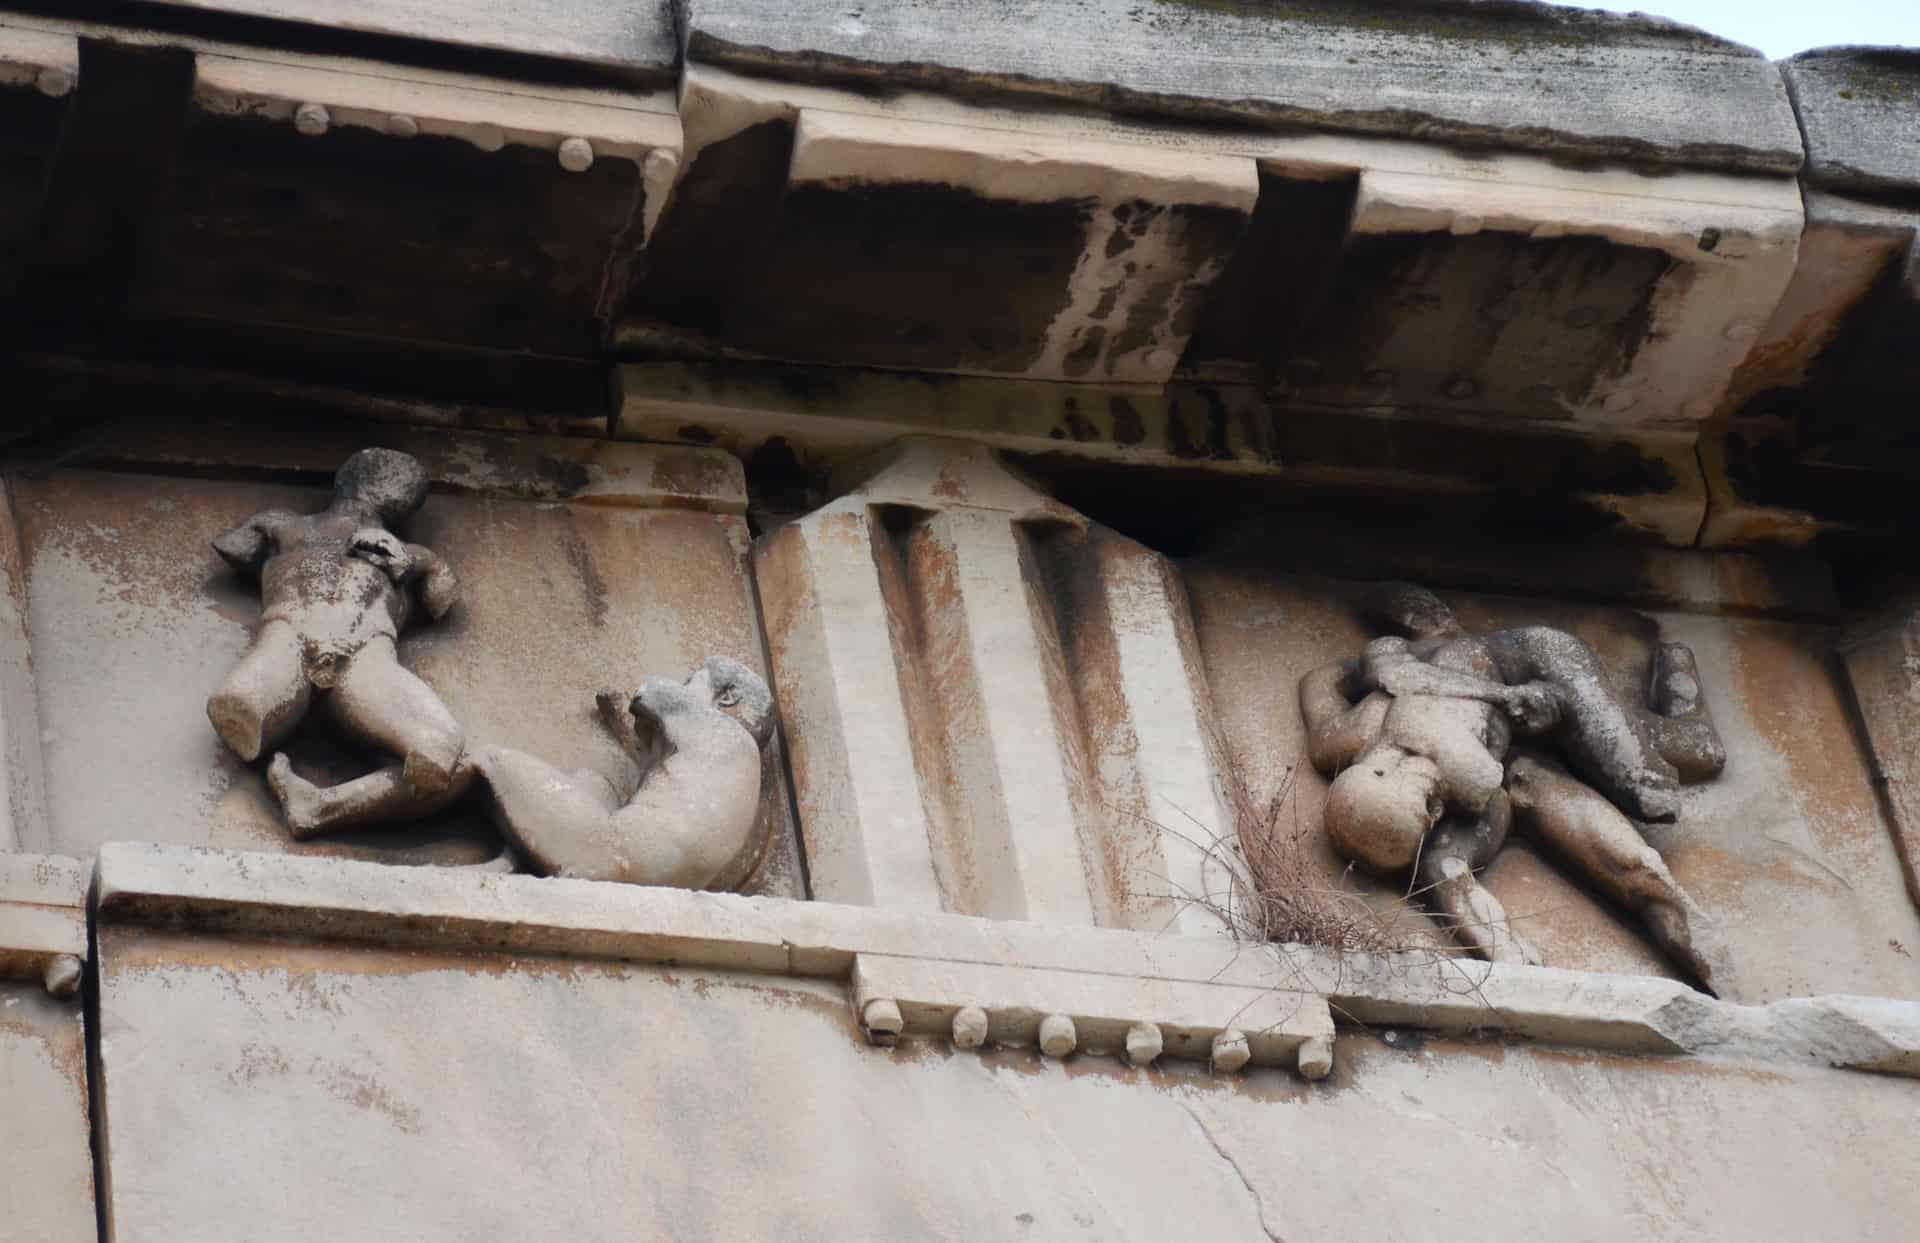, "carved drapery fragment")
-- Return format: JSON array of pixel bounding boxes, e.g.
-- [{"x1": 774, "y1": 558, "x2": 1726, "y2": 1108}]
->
[{"x1": 1299, "y1": 583, "x2": 1725, "y2": 987}]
